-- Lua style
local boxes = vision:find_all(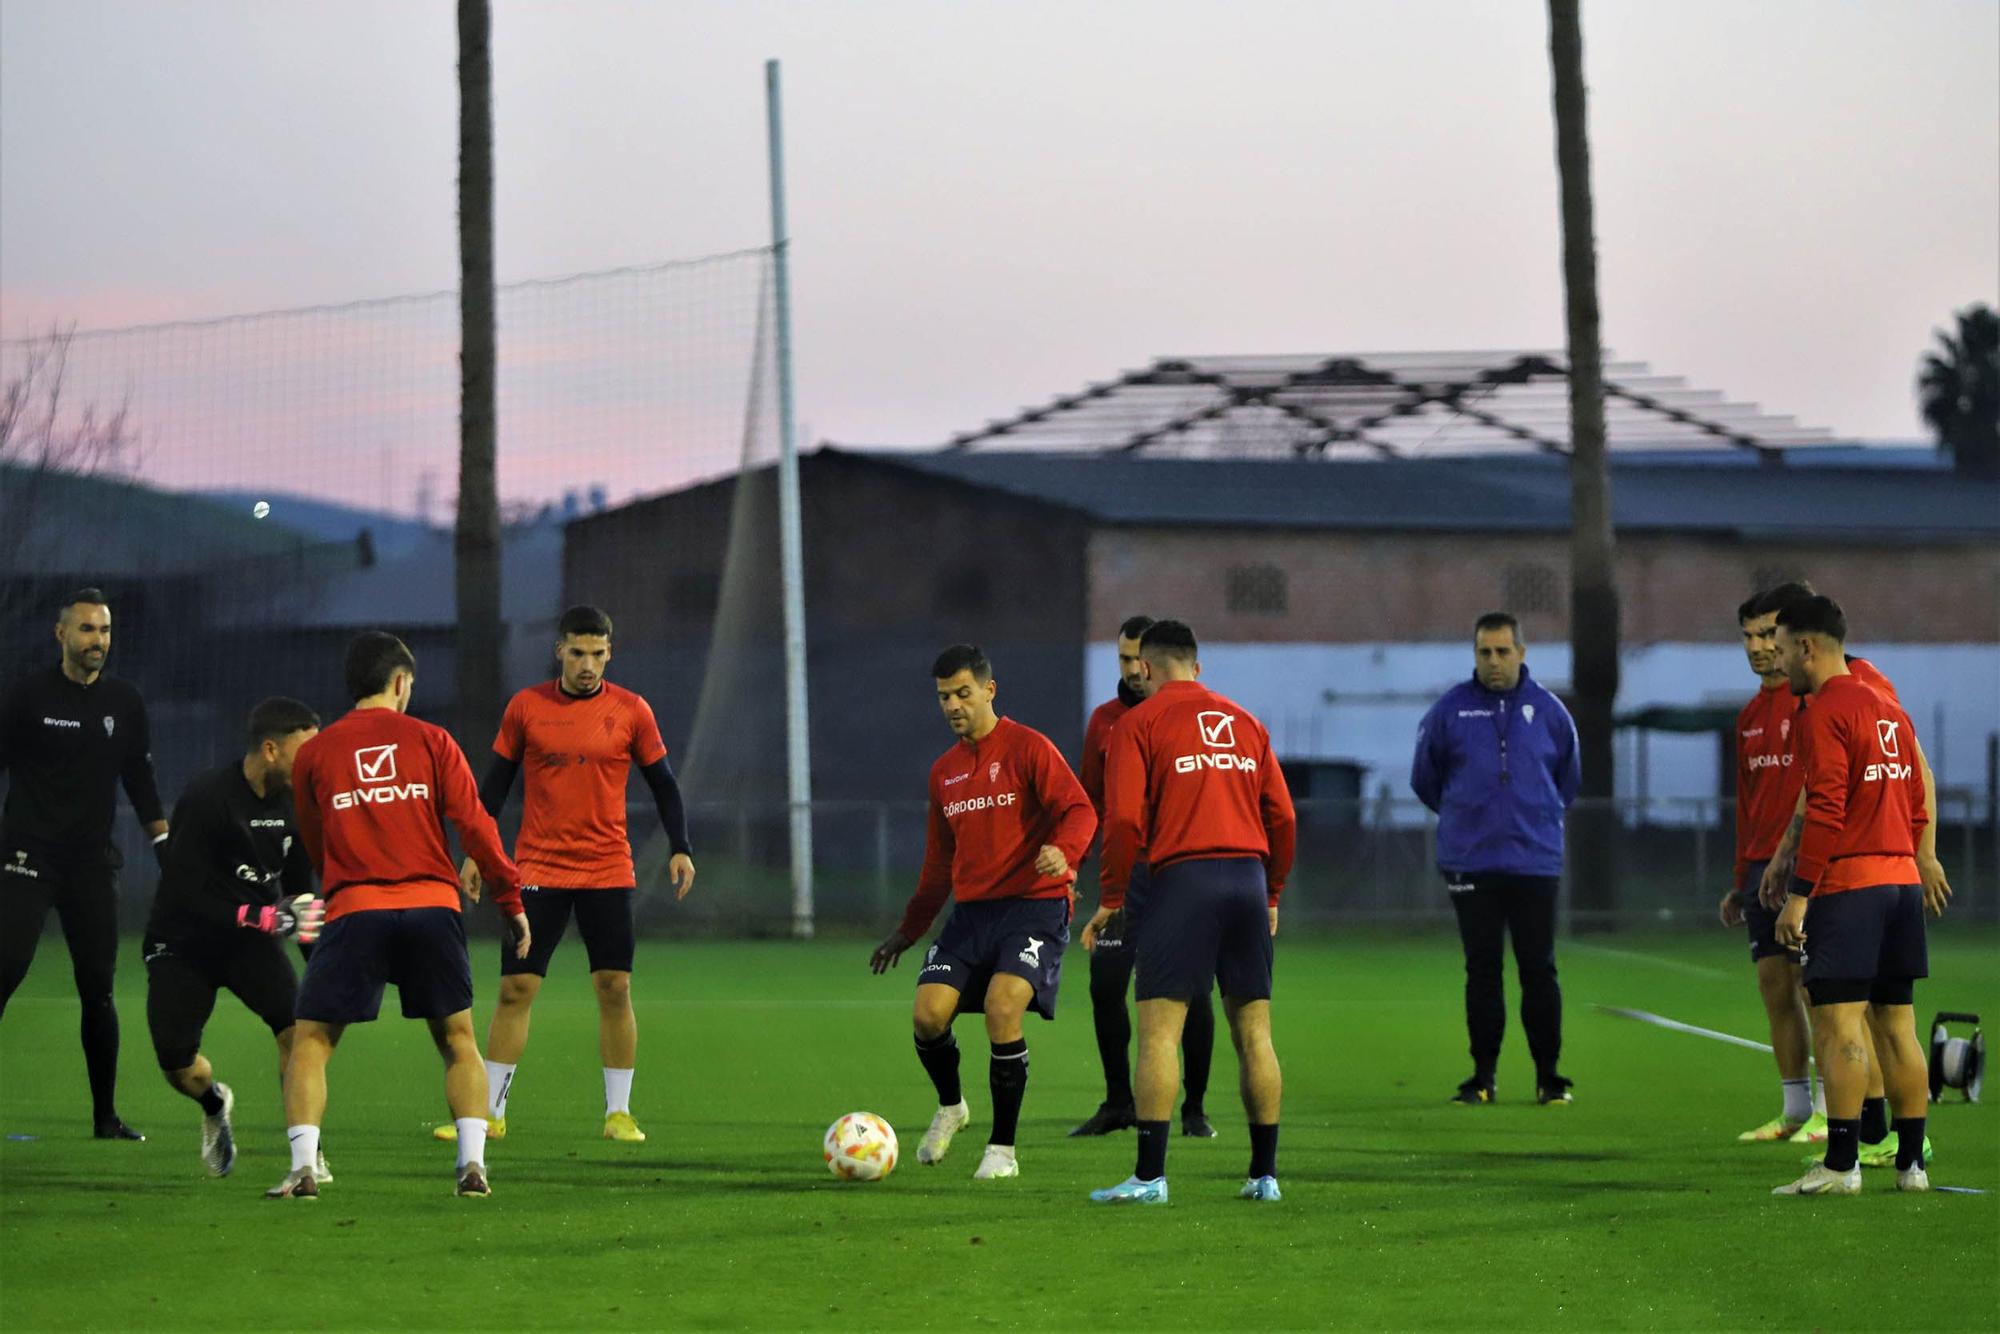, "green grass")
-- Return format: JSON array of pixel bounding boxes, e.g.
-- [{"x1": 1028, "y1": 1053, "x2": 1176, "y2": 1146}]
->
[{"x1": 3, "y1": 927, "x2": 1995, "y2": 1331}]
